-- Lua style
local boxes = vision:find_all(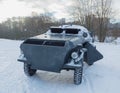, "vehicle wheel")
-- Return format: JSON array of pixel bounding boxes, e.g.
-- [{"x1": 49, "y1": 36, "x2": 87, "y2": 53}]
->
[
  {"x1": 74, "y1": 67, "x2": 83, "y2": 85},
  {"x1": 24, "y1": 63, "x2": 37, "y2": 76}
]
